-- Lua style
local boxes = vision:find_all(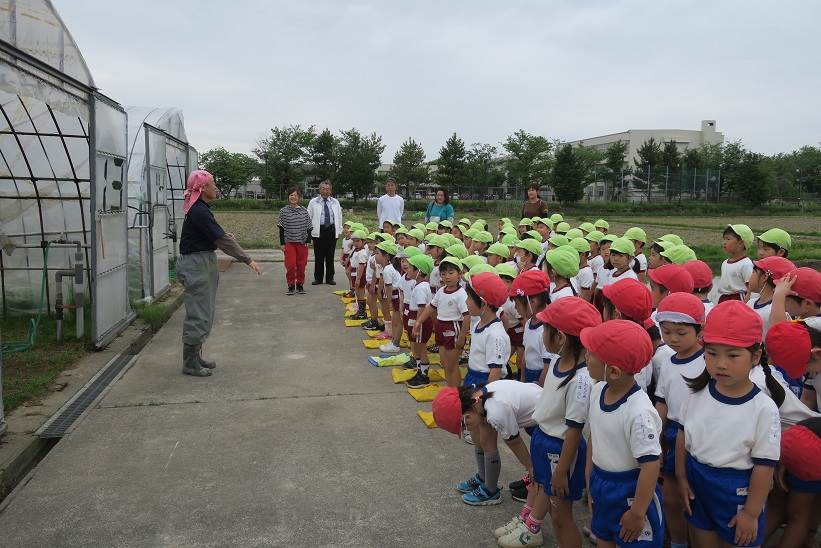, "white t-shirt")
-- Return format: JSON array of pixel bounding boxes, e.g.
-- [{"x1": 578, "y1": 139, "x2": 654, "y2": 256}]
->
[
  {"x1": 482, "y1": 380, "x2": 542, "y2": 440},
  {"x1": 523, "y1": 318, "x2": 550, "y2": 372},
  {"x1": 468, "y1": 318, "x2": 511, "y2": 375},
  {"x1": 701, "y1": 299, "x2": 715, "y2": 318},
  {"x1": 429, "y1": 264, "x2": 441, "y2": 291},
  {"x1": 601, "y1": 268, "x2": 638, "y2": 288},
  {"x1": 717, "y1": 257, "x2": 754, "y2": 296},
  {"x1": 654, "y1": 349, "x2": 706, "y2": 424},
  {"x1": 350, "y1": 248, "x2": 369, "y2": 277},
  {"x1": 430, "y1": 286, "x2": 468, "y2": 321},
  {"x1": 382, "y1": 264, "x2": 402, "y2": 293},
  {"x1": 635, "y1": 364, "x2": 653, "y2": 393},
  {"x1": 650, "y1": 344, "x2": 676, "y2": 387},
  {"x1": 342, "y1": 237, "x2": 353, "y2": 257},
  {"x1": 499, "y1": 298, "x2": 521, "y2": 330},
  {"x1": 750, "y1": 366, "x2": 821, "y2": 429},
  {"x1": 589, "y1": 383, "x2": 662, "y2": 472},
  {"x1": 681, "y1": 380, "x2": 780, "y2": 470},
  {"x1": 804, "y1": 373, "x2": 821, "y2": 411},
  {"x1": 400, "y1": 274, "x2": 417, "y2": 300},
  {"x1": 589, "y1": 255, "x2": 605, "y2": 285},
  {"x1": 365, "y1": 253, "x2": 377, "y2": 283},
  {"x1": 377, "y1": 194, "x2": 404, "y2": 227},
  {"x1": 409, "y1": 281, "x2": 432, "y2": 314},
  {"x1": 532, "y1": 363, "x2": 593, "y2": 439},
  {"x1": 571, "y1": 265, "x2": 594, "y2": 293},
  {"x1": 747, "y1": 297, "x2": 786, "y2": 340},
  {"x1": 629, "y1": 253, "x2": 648, "y2": 272},
  {"x1": 550, "y1": 284, "x2": 575, "y2": 302}
]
